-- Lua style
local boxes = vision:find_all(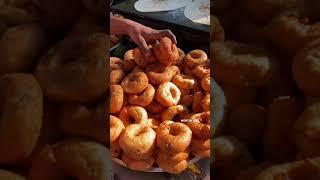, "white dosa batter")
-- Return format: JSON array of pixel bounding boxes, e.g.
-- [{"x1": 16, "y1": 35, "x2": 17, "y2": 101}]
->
[
  {"x1": 184, "y1": 0, "x2": 210, "y2": 25},
  {"x1": 134, "y1": 0, "x2": 192, "y2": 12}
]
